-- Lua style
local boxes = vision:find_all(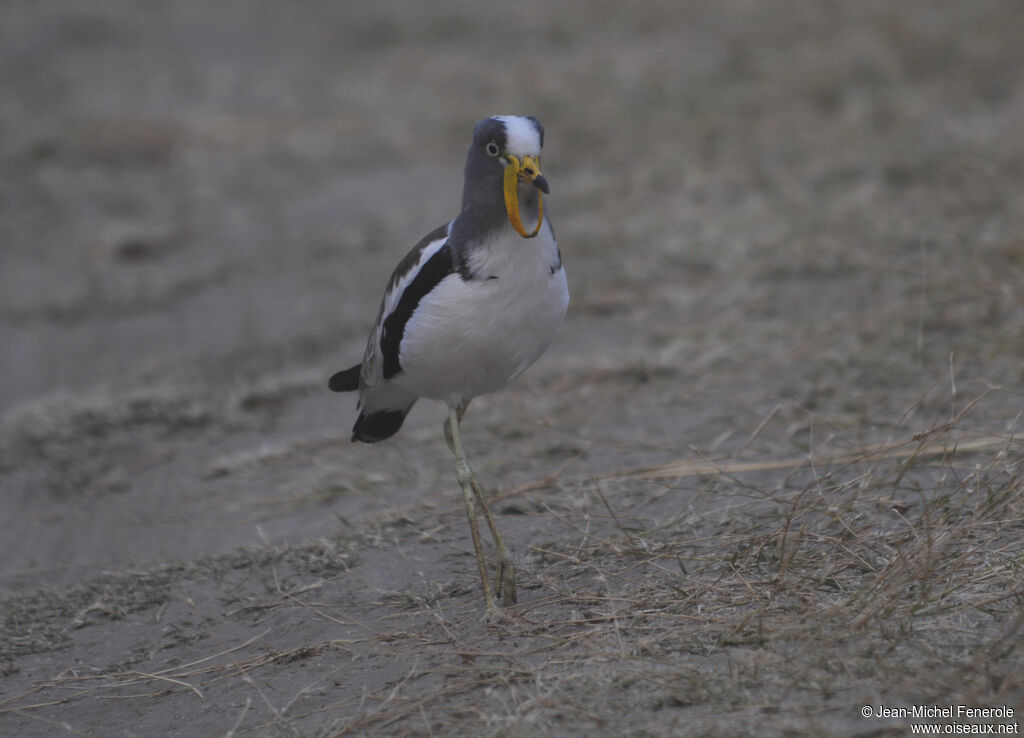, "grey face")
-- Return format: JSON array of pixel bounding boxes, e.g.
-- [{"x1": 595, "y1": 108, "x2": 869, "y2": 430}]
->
[
  {"x1": 459, "y1": 115, "x2": 547, "y2": 225},
  {"x1": 464, "y1": 118, "x2": 509, "y2": 198}
]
